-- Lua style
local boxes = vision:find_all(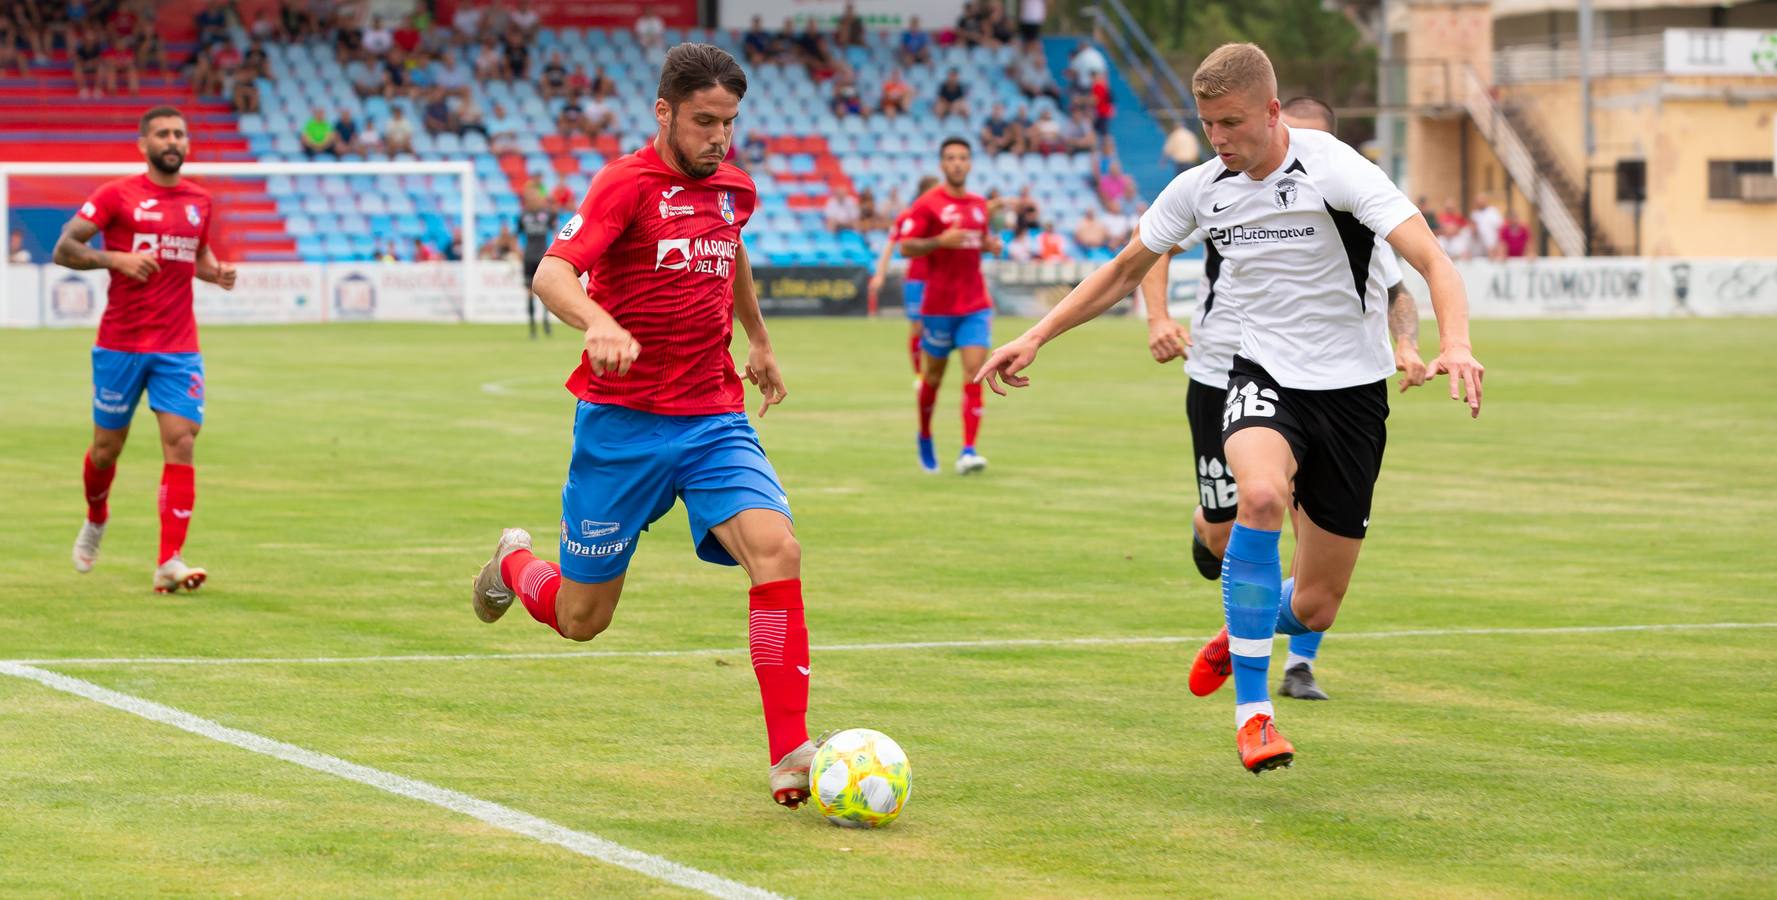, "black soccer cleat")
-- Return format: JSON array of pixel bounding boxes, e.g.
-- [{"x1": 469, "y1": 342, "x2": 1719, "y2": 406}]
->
[
  {"x1": 1278, "y1": 663, "x2": 1330, "y2": 701},
  {"x1": 1191, "y1": 530, "x2": 1222, "y2": 581}
]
